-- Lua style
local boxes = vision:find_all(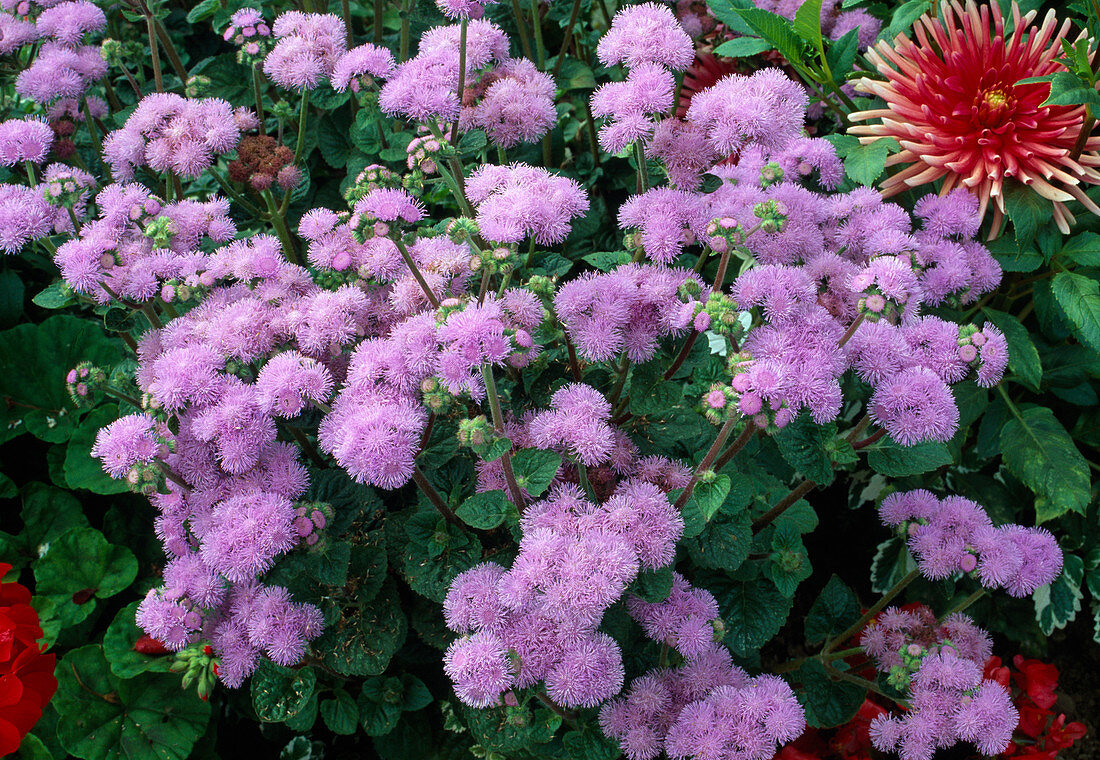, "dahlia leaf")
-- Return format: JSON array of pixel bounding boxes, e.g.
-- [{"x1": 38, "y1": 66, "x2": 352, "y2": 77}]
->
[
  {"x1": 1060, "y1": 231, "x2": 1100, "y2": 267},
  {"x1": 713, "y1": 36, "x2": 774, "y2": 58},
  {"x1": 804, "y1": 574, "x2": 861, "y2": 646},
  {"x1": 792, "y1": 0, "x2": 823, "y2": 52},
  {"x1": 1052, "y1": 271, "x2": 1100, "y2": 353},
  {"x1": 885, "y1": 0, "x2": 932, "y2": 39},
  {"x1": 986, "y1": 235, "x2": 1042, "y2": 272},
  {"x1": 999, "y1": 406, "x2": 1090, "y2": 519},
  {"x1": 1034, "y1": 553, "x2": 1084, "y2": 635},
  {"x1": 1004, "y1": 182, "x2": 1051, "y2": 245},
  {"x1": 731, "y1": 7, "x2": 810, "y2": 69},
  {"x1": 983, "y1": 308, "x2": 1043, "y2": 391},
  {"x1": 705, "y1": 0, "x2": 759, "y2": 36},
  {"x1": 825, "y1": 27, "x2": 859, "y2": 77},
  {"x1": 1042, "y1": 71, "x2": 1100, "y2": 107}
]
